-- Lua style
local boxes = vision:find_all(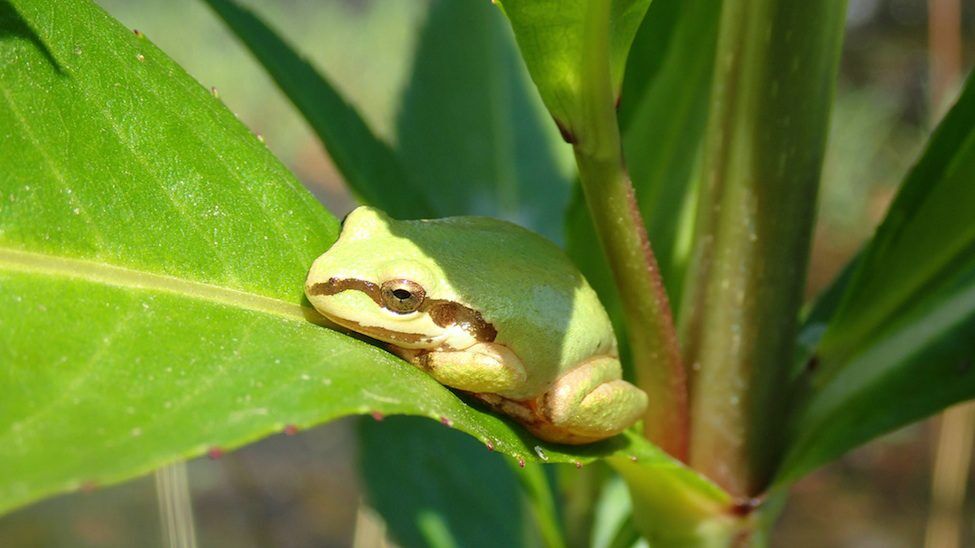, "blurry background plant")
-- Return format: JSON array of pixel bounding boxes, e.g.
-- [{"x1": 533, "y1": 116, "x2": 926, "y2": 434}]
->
[{"x1": 0, "y1": 0, "x2": 973, "y2": 546}]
